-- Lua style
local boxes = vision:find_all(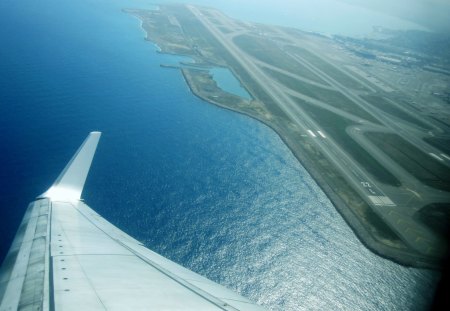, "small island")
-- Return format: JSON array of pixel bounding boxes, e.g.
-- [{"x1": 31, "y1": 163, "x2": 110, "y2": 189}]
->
[{"x1": 124, "y1": 4, "x2": 450, "y2": 268}]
